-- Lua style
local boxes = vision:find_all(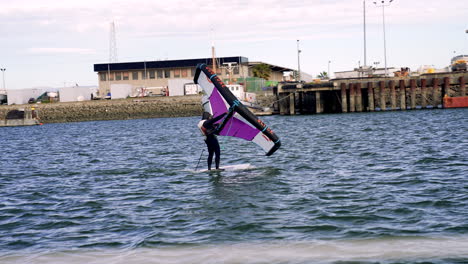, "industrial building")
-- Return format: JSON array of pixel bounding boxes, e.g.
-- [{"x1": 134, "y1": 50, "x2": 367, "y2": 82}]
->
[{"x1": 93, "y1": 56, "x2": 294, "y2": 98}]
